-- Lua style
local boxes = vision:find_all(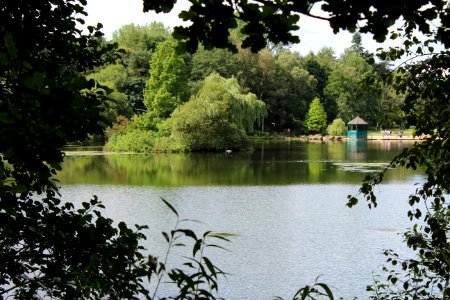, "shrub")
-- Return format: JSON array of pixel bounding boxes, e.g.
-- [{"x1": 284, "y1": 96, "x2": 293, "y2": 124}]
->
[
  {"x1": 105, "y1": 129, "x2": 156, "y2": 152},
  {"x1": 327, "y1": 118, "x2": 347, "y2": 136}
]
